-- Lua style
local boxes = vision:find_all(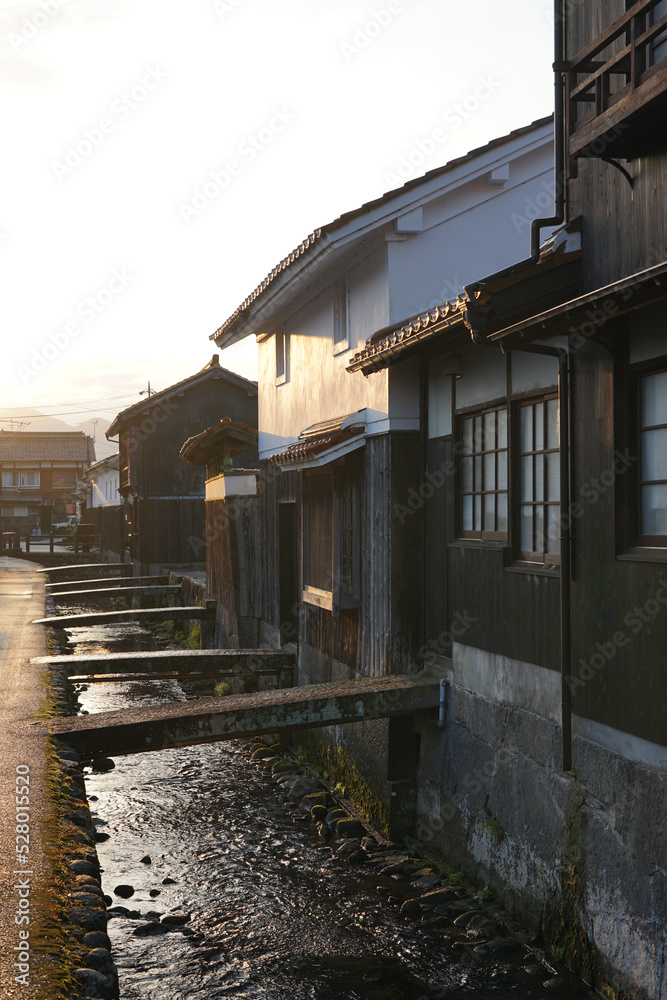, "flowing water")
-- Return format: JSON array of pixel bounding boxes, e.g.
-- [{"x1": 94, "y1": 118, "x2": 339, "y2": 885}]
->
[{"x1": 62, "y1": 609, "x2": 598, "y2": 1000}]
